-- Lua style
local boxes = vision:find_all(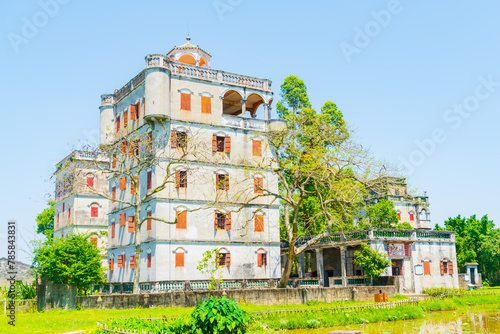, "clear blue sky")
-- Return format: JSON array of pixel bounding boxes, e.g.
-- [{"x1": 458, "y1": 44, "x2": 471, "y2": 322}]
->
[{"x1": 1, "y1": 1, "x2": 499, "y2": 263}]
